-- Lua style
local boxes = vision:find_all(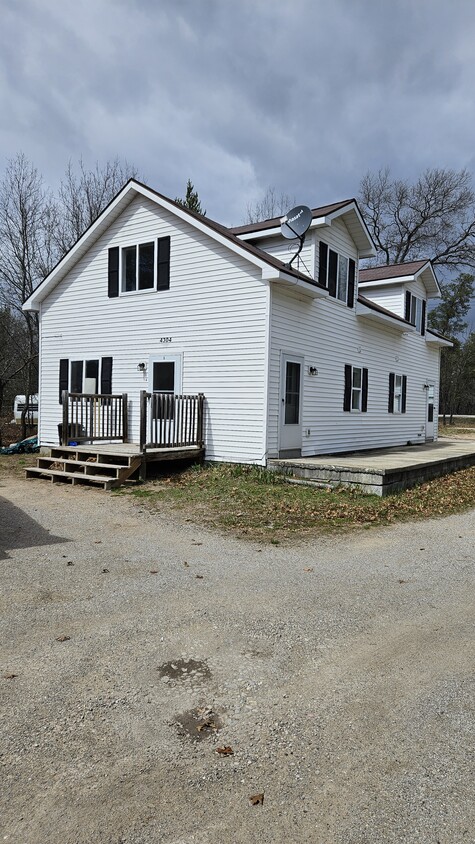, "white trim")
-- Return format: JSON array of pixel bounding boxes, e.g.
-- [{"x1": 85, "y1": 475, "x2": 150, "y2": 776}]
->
[{"x1": 356, "y1": 301, "x2": 416, "y2": 333}]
